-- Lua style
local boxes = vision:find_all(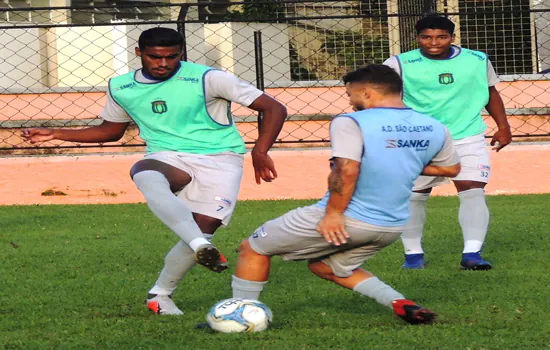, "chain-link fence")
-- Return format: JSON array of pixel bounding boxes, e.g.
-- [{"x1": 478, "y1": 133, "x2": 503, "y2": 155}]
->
[{"x1": 0, "y1": 0, "x2": 549, "y2": 155}]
